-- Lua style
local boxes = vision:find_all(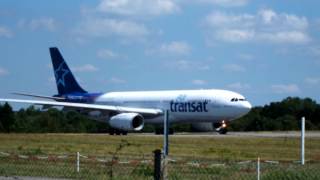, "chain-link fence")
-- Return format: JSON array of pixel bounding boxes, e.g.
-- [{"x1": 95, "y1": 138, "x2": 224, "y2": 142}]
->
[
  {"x1": 167, "y1": 159, "x2": 320, "y2": 180},
  {"x1": 0, "y1": 152, "x2": 153, "y2": 179},
  {"x1": 1, "y1": 151, "x2": 320, "y2": 180}
]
